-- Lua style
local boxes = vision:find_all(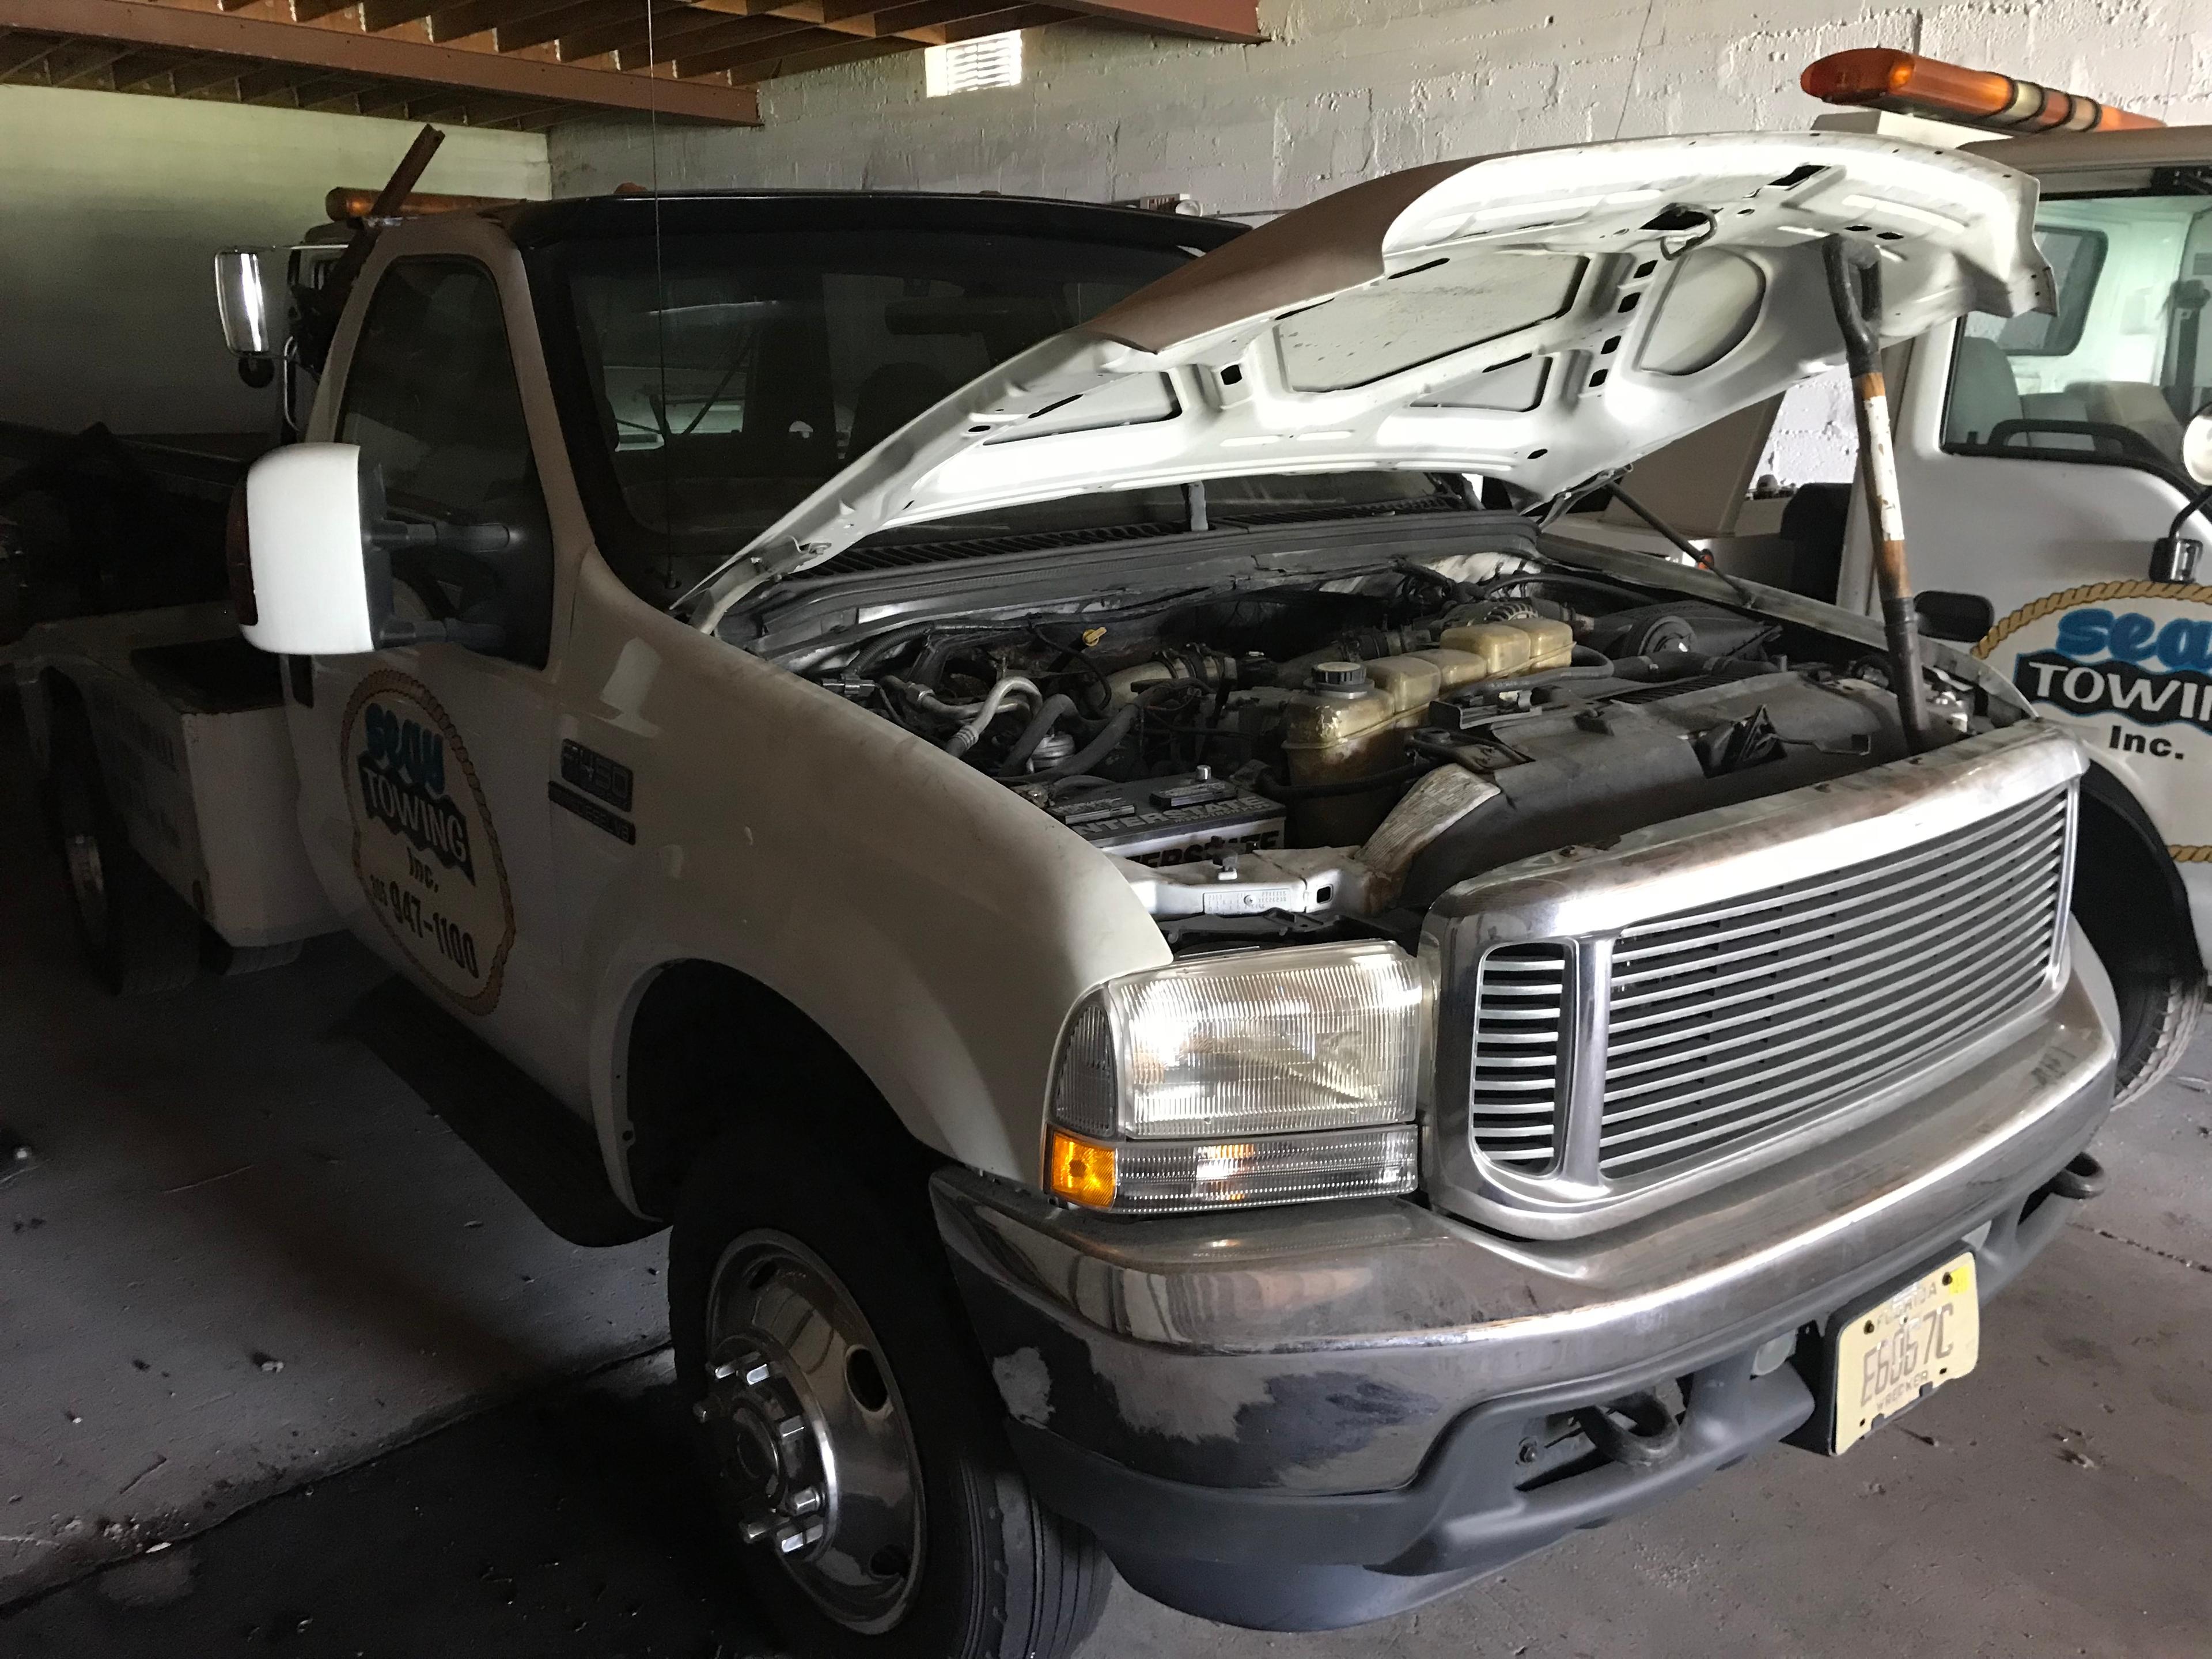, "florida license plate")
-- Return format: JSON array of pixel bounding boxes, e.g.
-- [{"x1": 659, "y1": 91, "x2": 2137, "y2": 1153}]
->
[{"x1": 1829, "y1": 1253, "x2": 1979, "y2": 1454}]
